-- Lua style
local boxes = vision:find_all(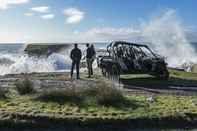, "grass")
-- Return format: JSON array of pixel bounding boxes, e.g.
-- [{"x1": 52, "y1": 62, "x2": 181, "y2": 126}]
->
[
  {"x1": 0, "y1": 93, "x2": 196, "y2": 118},
  {"x1": 0, "y1": 69, "x2": 197, "y2": 128},
  {"x1": 36, "y1": 81, "x2": 127, "y2": 107},
  {"x1": 36, "y1": 88, "x2": 84, "y2": 105},
  {"x1": 15, "y1": 77, "x2": 36, "y2": 95},
  {"x1": 92, "y1": 82, "x2": 125, "y2": 106},
  {"x1": 121, "y1": 69, "x2": 197, "y2": 87},
  {"x1": 0, "y1": 88, "x2": 7, "y2": 99},
  {"x1": 0, "y1": 92, "x2": 196, "y2": 128}
]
